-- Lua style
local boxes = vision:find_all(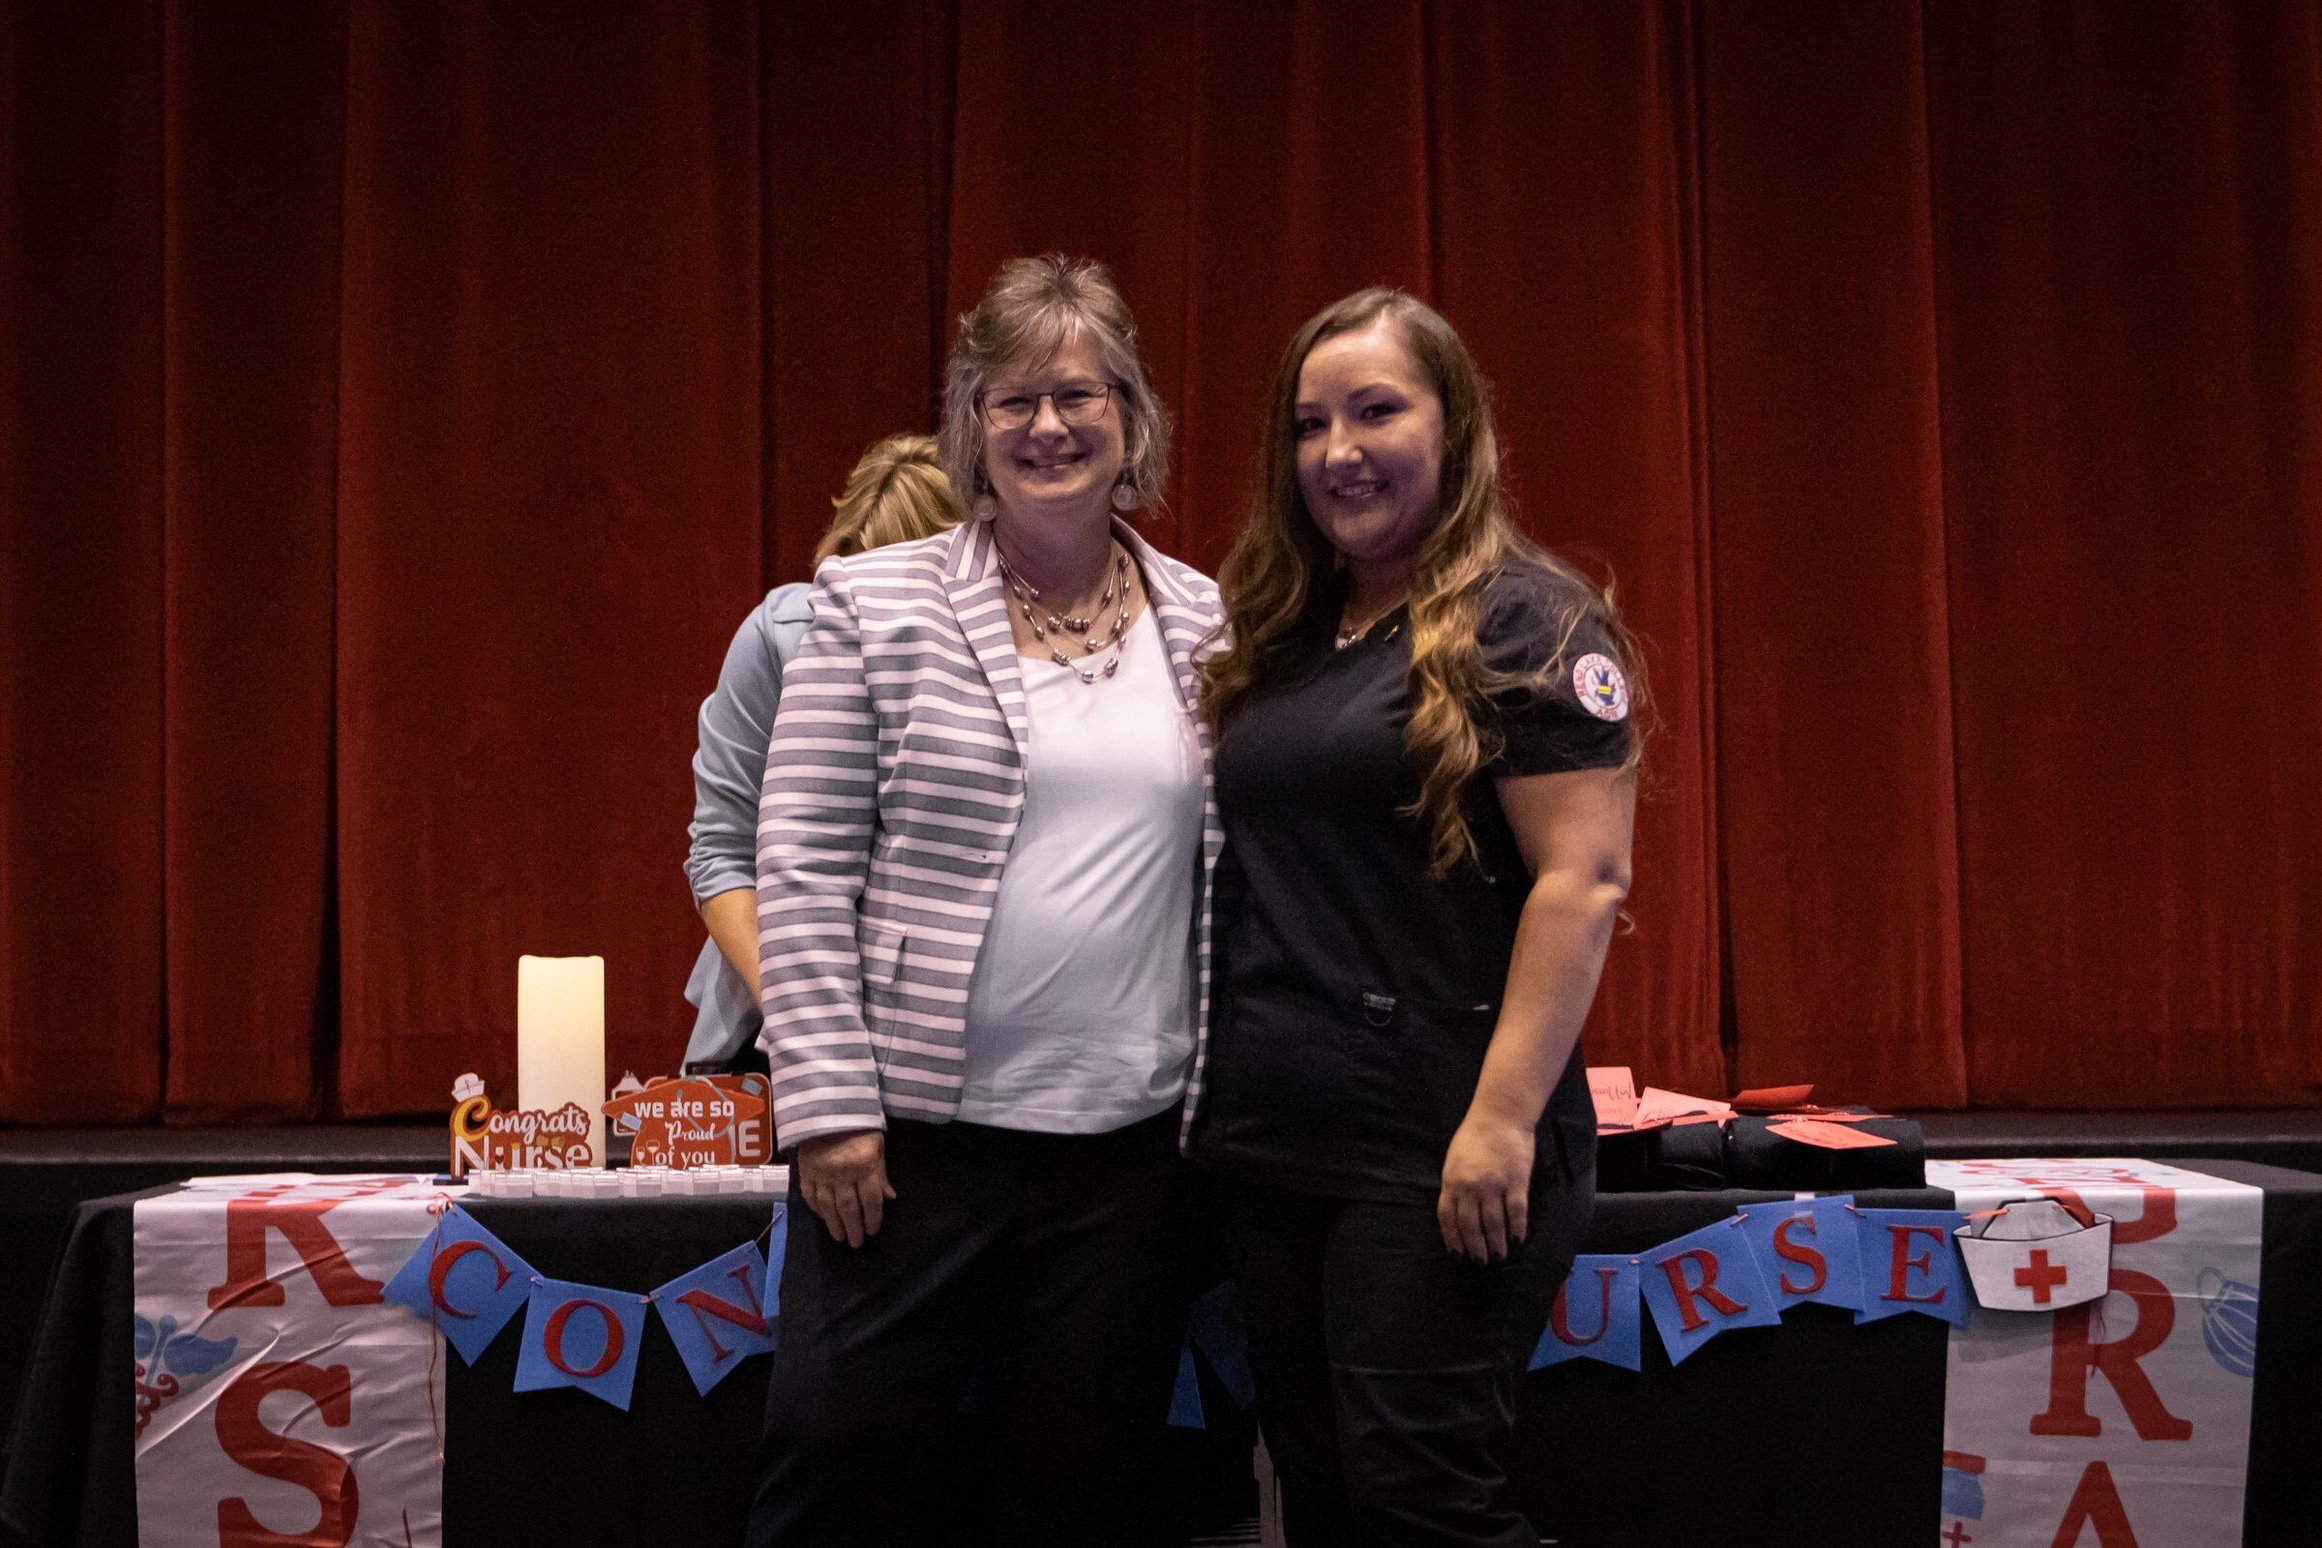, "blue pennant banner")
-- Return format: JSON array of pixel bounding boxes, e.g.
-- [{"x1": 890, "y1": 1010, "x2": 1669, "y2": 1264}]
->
[
  {"x1": 1166, "y1": 1342, "x2": 1205, "y2": 1429},
  {"x1": 653, "y1": 1242, "x2": 775, "y2": 1396},
  {"x1": 1640, "y1": 1216, "x2": 1783, "y2": 1364},
  {"x1": 381, "y1": 1206, "x2": 535, "y2": 1364},
  {"x1": 1186, "y1": 1281, "x2": 1256, "y2": 1407},
  {"x1": 1852, "y1": 1208, "x2": 1972, "y2": 1327},
  {"x1": 1531, "y1": 1255, "x2": 1644, "y2": 1371},
  {"x1": 514, "y1": 1277, "x2": 650, "y2": 1409},
  {"x1": 1736, "y1": 1196, "x2": 1866, "y2": 1314},
  {"x1": 759, "y1": 1204, "x2": 788, "y2": 1321}
]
